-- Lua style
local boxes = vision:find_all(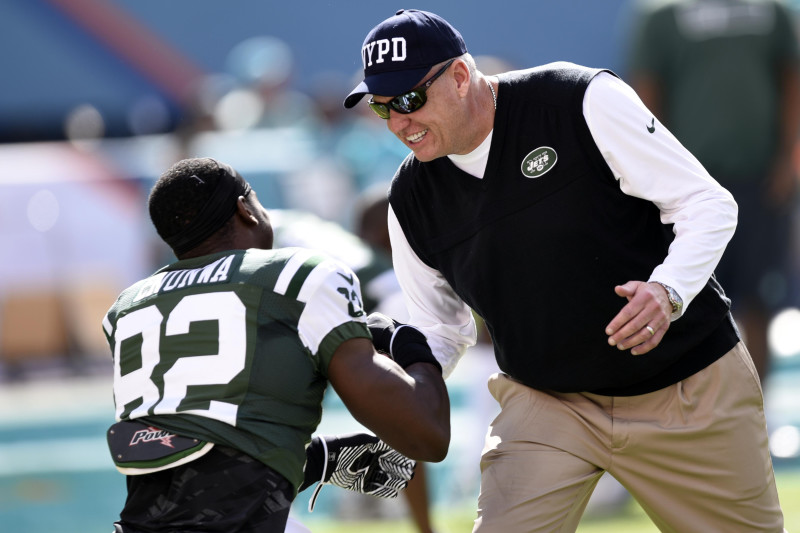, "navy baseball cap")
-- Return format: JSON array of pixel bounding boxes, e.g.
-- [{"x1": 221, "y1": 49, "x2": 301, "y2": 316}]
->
[{"x1": 343, "y1": 9, "x2": 467, "y2": 108}]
